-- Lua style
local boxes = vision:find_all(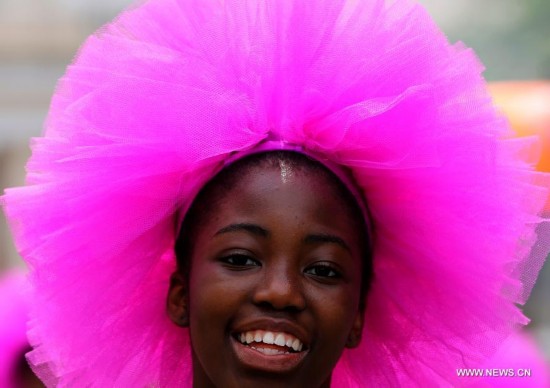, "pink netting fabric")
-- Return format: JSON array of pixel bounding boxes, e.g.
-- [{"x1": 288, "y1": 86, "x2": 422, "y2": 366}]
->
[
  {"x1": 2, "y1": 0, "x2": 550, "y2": 386},
  {"x1": 478, "y1": 332, "x2": 550, "y2": 387},
  {"x1": 0, "y1": 271, "x2": 31, "y2": 388}
]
